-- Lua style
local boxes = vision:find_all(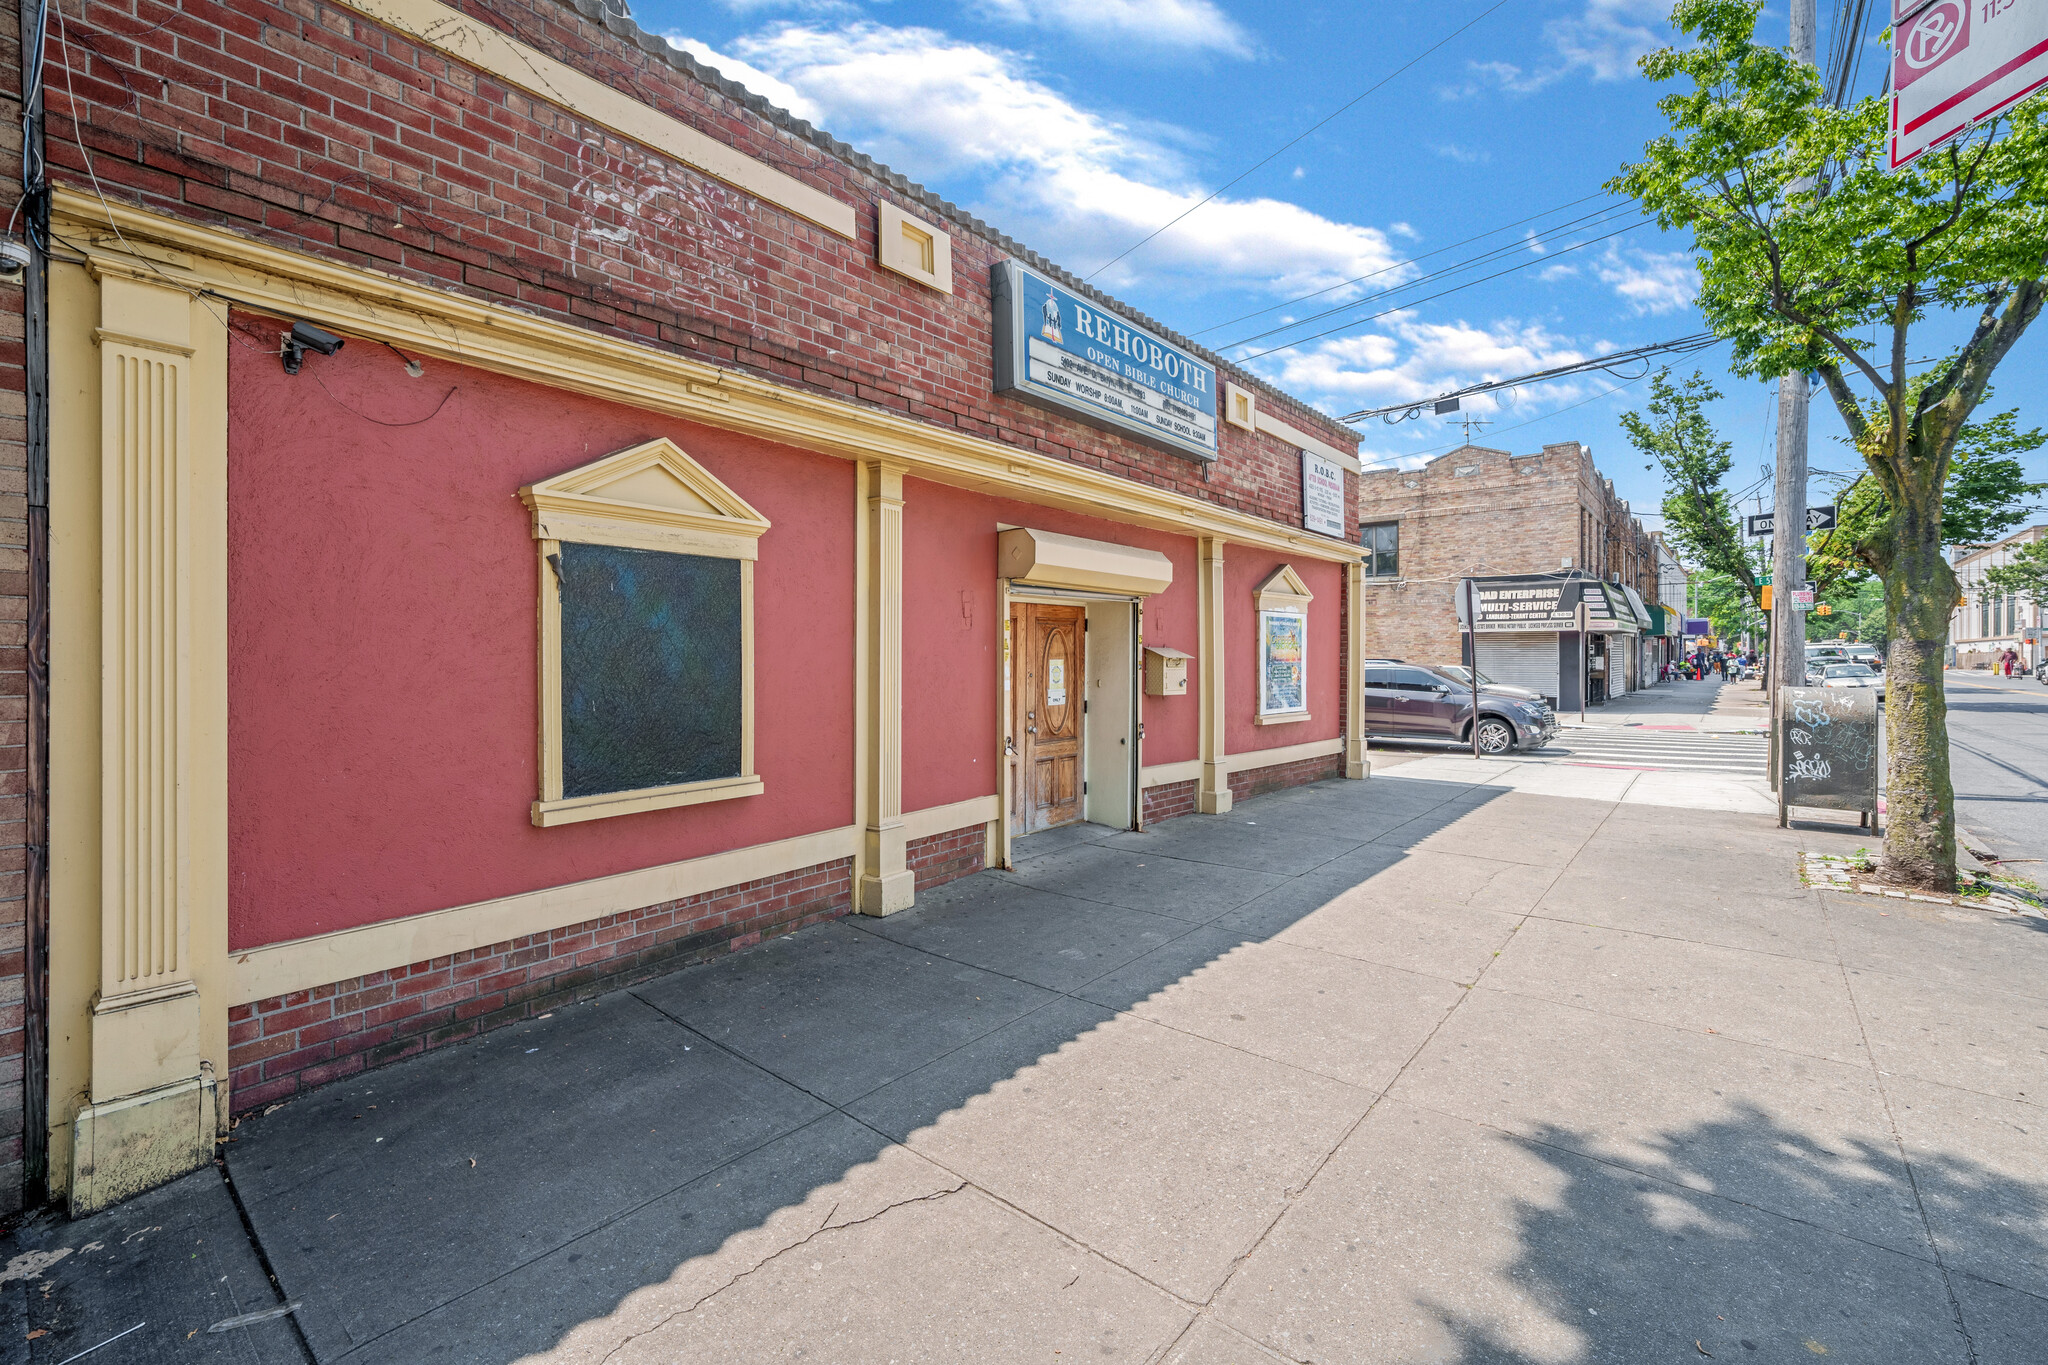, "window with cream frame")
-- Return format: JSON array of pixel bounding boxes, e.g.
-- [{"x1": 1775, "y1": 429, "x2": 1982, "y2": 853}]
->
[
  {"x1": 1254, "y1": 564, "x2": 1313, "y2": 723},
  {"x1": 519, "y1": 438, "x2": 770, "y2": 827}
]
